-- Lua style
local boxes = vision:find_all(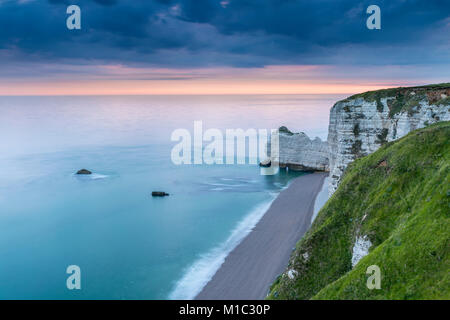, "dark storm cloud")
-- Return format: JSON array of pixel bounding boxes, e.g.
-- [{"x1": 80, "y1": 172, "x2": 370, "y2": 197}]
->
[{"x1": 0, "y1": 0, "x2": 448, "y2": 69}]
